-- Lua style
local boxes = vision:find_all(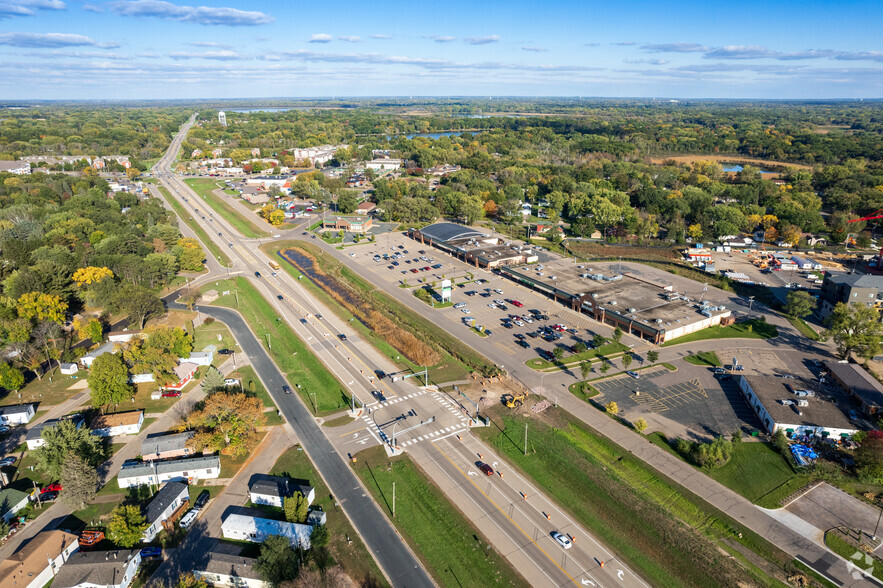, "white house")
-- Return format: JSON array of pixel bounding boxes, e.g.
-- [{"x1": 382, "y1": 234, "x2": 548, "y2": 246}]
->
[
  {"x1": 81, "y1": 342, "x2": 118, "y2": 368},
  {"x1": 0, "y1": 530, "x2": 79, "y2": 588},
  {"x1": 60, "y1": 362, "x2": 79, "y2": 375},
  {"x1": 0, "y1": 488, "x2": 32, "y2": 522},
  {"x1": 27, "y1": 416, "x2": 84, "y2": 450},
  {"x1": 366, "y1": 158, "x2": 403, "y2": 171},
  {"x1": 108, "y1": 330, "x2": 142, "y2": 343},
  {"x1": 0, "y1": 403, "x2": 35, "y2": 425},
  {"x1": 117, "y1": 455, "x2": 221, "y2": 488},
  {"x1": 51, "y1": 549, "x2": 141, "y2": 588},
  {"x1": 143, "y1": 481, "x2": 190, "y2": 542},
  {"x1": 221, "y1": 513, "x2": 312, "y2": 549},
  {"x1": 91, "y1": 411, "x2": 144, "y2": 437},
  {"x1": 185, "y1": 351, "x2": 214, "y2": 366},
  {"x1": 0, "y1": 161, "x2": 32, "y2": 175},
  {"x1": 141, "y1": 431, "x2": 196, "y2": 461},
  {"x1": 194, "y1": 550, "x2": 269, "y2": 588},
  {"x1": 248, "y1": 475, "x2": 315, "y2": 508}
]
